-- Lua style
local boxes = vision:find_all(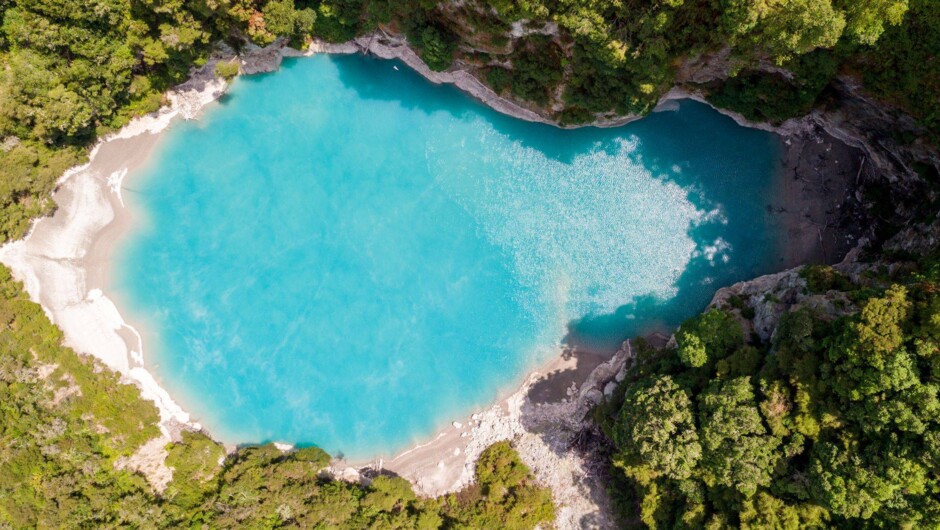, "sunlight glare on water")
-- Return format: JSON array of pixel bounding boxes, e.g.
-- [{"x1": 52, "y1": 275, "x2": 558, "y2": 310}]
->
[{"x1": 116, "y1": 54, "x2": 782, "y2": 458}]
